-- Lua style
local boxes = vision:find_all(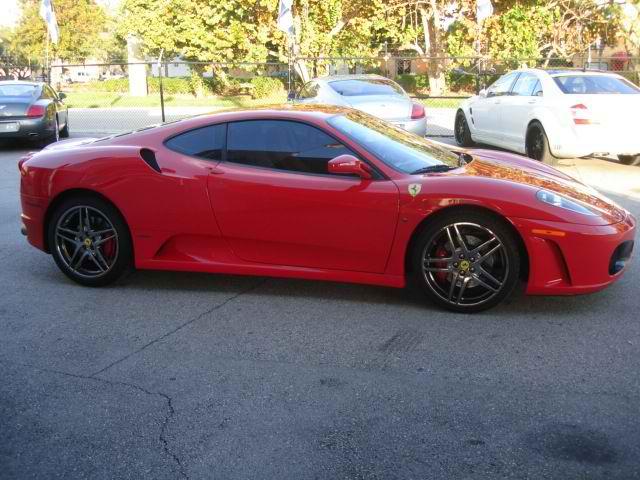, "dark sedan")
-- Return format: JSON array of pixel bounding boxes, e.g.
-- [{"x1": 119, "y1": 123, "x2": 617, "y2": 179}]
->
[{"x1": 0, "y1": 81, "x2": 69, "y2": 145}]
